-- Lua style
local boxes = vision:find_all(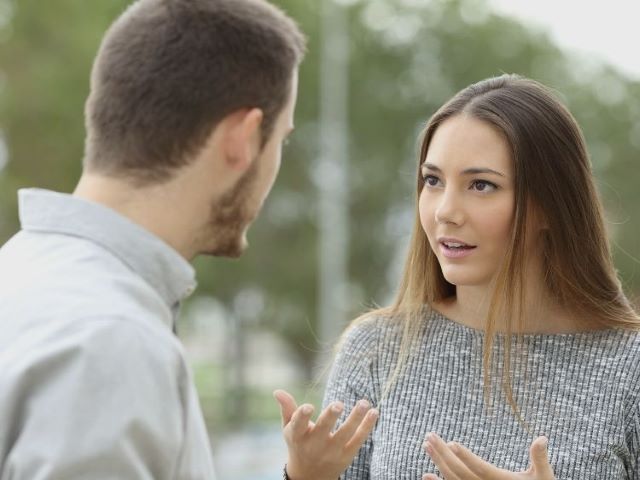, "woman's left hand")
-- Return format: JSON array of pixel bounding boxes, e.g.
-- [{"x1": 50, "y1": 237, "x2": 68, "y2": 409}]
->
[{"x1": 423, "y1": 433, "x2": 556, "y2": 480}]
